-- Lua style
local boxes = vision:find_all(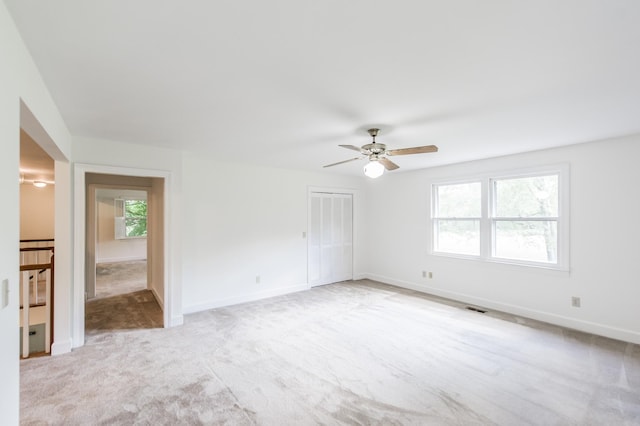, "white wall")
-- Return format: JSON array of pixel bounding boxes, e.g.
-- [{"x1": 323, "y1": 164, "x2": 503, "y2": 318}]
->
[
  {"x1": 95, "y1": 191, "x2": 147, "y2": 263},
  {"x1": 20, "y1": 183, "x2": 55, "y2": 240},
  {"x1": 181, "y1": 153, "x2": 367, "y2": 313},
  {"x1": 0, "y1": 3, "x2": 71, "y2": 423},
  {"x1": 73, "y1": 138, "x2": 369, "y2": 322},
  {"x1": 363, "y1": 135, "x2": 640, "y2": 344}
]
